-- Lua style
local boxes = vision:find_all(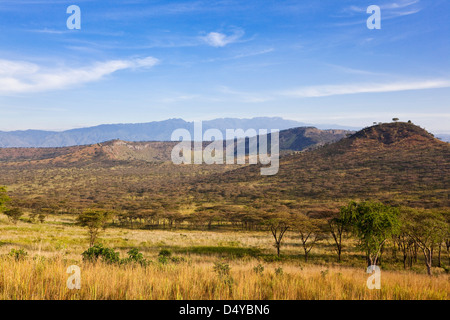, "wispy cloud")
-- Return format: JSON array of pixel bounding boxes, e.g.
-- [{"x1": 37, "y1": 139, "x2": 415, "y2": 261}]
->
[
  {"x1": 335, "y1": 0, "x2": 423, "y2": 26},
  {"x1": 280, "y1": 80, "x2": 450, "y2": 98},
  {"x1": 201, "y1": 29, "x2": 245, "y2": 47},
  {"x1": 0, "y1": 56, "x2": 159, "y2": 94},
  {"x1": 348, "y1": 0, "x2": 420, "y2": 13},
  {"x1": 217, "y1": 85, "x2": 273, "y2": 103},
  {"x1": 325, "y1": 64, "x2": 390, "y2": 76},
  {"x1": 205, "y1": 48, "x2": 274, "y2": 62}
]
